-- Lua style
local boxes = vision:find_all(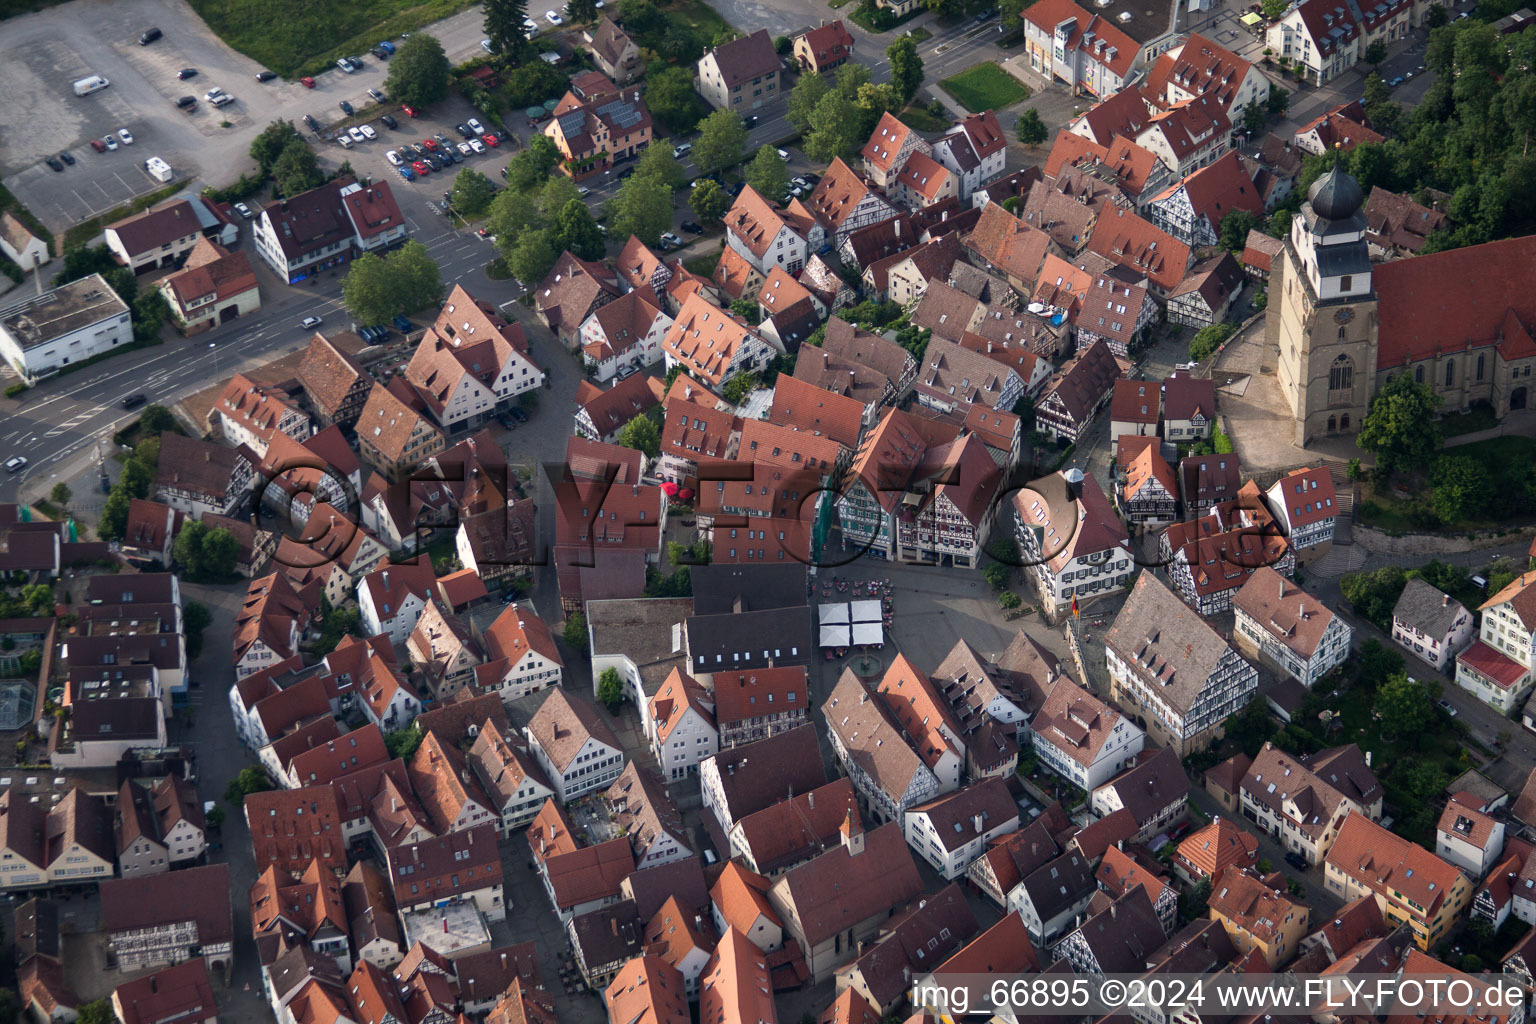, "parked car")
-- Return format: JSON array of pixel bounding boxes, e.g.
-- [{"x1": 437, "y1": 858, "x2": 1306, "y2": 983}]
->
[
  {"x1": 434, "y1": 131, "x2": 450, "y2": 145},
  {"x1": 59, "y1": 151, "x2": 74, "y2": 165},
  {"x1": 5, "y1": 457, "x2": 28, "y2": 473},
  {"x1": 422, "y1": 137, "x2": 438, "y2": 151},
  {"x1": 339, "y1": 100, "x2": 354, "y2": 115},
  {"x1": 386, "y1": 149, "x2": 403, "y2": 166},
  {"x1": 304, "y1": 114, "x2": 320, "y2": 132},
  {"x1": 178, "y1": 68, "x2": 199, "y2": 80},
  {"x1": 120, "y1": 394, "x2": 148, "y2": 410},
  {"x1": 337, "y1": 58, "x2": 356, "y2": 73},
  {"x1": 776, "y1": 148, "x2": 789, "y2": 160},
  {"x1": 743, "y1": 114, "x2": 758, "y2": 128},
  {"x1": 412, "y1": 142, "x2": 429, "y2": 157},
  {"x1": 412, "y1": 160, "x2": 430, "y2": 175},
  {"x1": 469, "y1": 138, "x2": 485, "y2": 154},
  {"x1": 301, "y1": 315, "x2": 323, "y2": 328},
  {"x1": 90, "y1": 138, "x2": 107, "y2": 152},
  {"x1": 349, "y1": 126, "x2": 367, "y2": 142},
  {"x1": 370, "y1": 45, "x2": 390, "y2": 59},
  {"x1": 546, "y1": 9, "x2": 564, "y2": 23},
  {"x1": 360, "y1": 124, "x2": 377, "y2": 140},
  {"x1": 1284, "y1": 851, "x2": 1310, "y2": 871},
  {"x1": 402, "y1": 104, "x2": 420, "y2": 117},
  {"x1": 482, "y1": 133, "x2": 500, "y2": 147},
  {"x1": 467, "y1": 117, "x2": 486, "y2": 134},
  {"x1": 455, "y1": 123, "x2": 473, "y2": 137},
  {"x1": 398, "y1": 165, "x2": 417, "y2": 181},
  {"x1": 139, "y1": 27, "x2": 162, "y2": 44},
  {"x1": 577, "y1": 185, "x2": 591, "y2": 197},
  {"x1": 176, "y1": 95, "x2": 197, "y2": 110},
  {"x1": 337, "y1": 133, "x2": 353, "y2": 148},
  {"x1": 256, "y1": 70, "x2": 278, "y2": 82},
  {"x1": 457, "y1": 142, "x2": 473, "y2": 156},
  {"x1": 680, "y1": 221, "x2": 702, "y2": 234},
  {"x1": 234, "y1": 202, "x2": 254, "y2": 218},
  {"x1": 368, "y1": 87, "x2": 386, "y2": 102},
  {"x1": 510, "y1": 406, "x2": 528, "y2": 422},
  {"x1": 1437, "y1": 699, "x2": 1459, "y2": 717},
  {"x1": 673, "y1": 141, "x2": 692, "y2": 158},
  {"x1": 381, "y1": 113, "x2": 399, "y2": 129},
  {"x1": 301, "y1": 76, "x2": 316, "y2": 88},
  {"x1": 45, "y1": 156, "x2": 64, "y2": 172},
  {"x1": 104, "y1": 135, "x2": 119, "y2": 151},
  {"x1": 117, "y1": 128, "x2": 134, "y2": 145},
  {"x1": 392, "y1": 314, "x2": 413, "y2": 331}
]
